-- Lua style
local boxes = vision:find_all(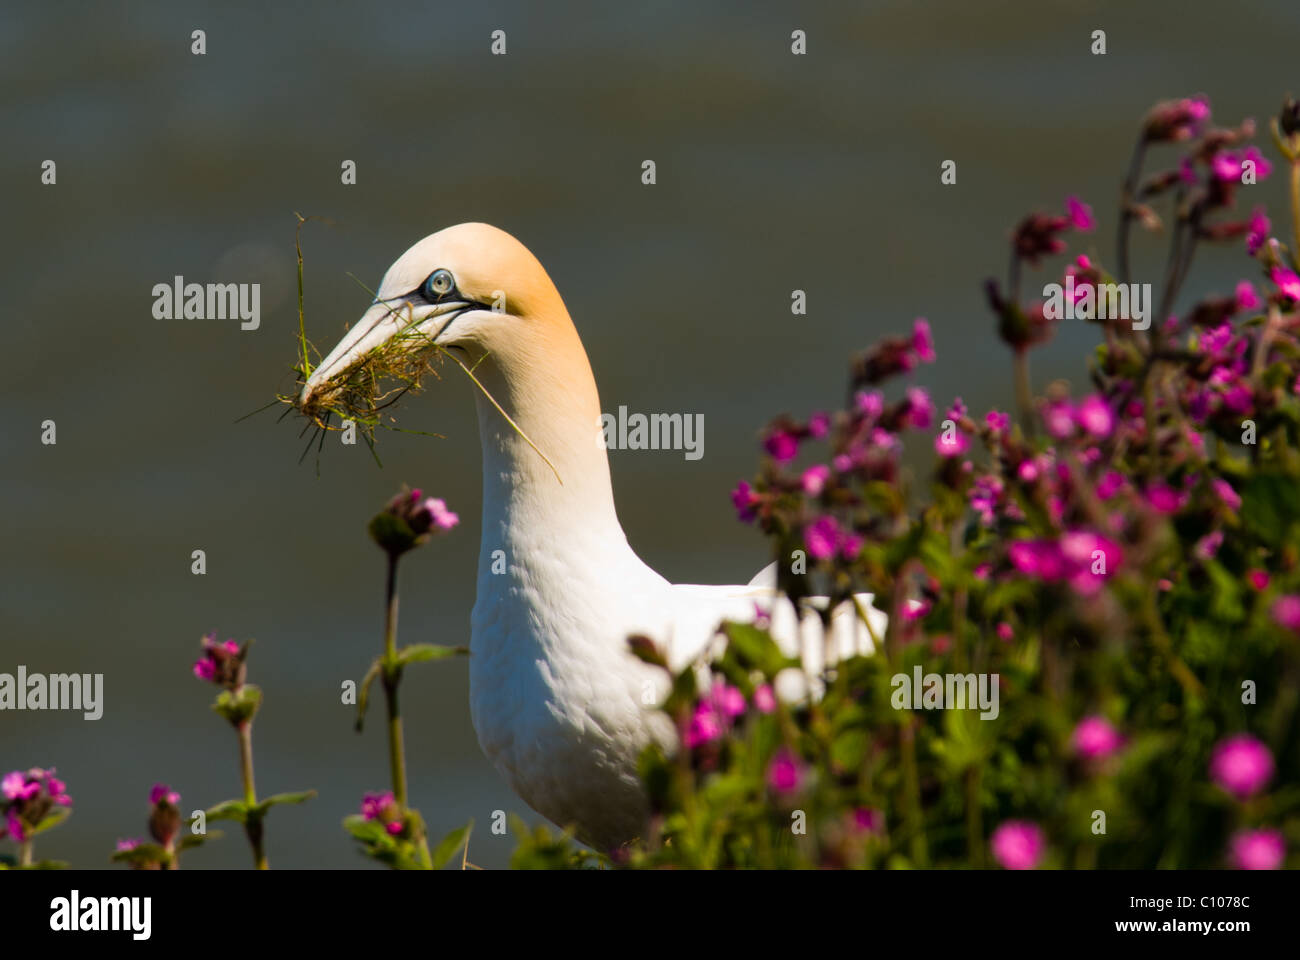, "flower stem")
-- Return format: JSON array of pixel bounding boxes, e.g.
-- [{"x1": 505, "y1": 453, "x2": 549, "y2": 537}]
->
[
  {"x1": 1117, "y1": 138, "x2": 1147, "y2": 287},
  {"x1": 237, "y1": 720, "x2": 268, "y2": 869},
  {"x1": 1290, "y1": 160, "x2": 1300, "y2": 272},
  {"x1": 964, "y1": 766, "x2": 982, "y2": 867},
  {"x1": 1013, "y1": 349, "x2": 1034, "y2": 437},
  {"x1": 382, "y1": 552, "x2": 433, "y2": 868},
  {"x1": 383, "y1": 555, "x2": 408, "y2": 807},
  {"x1": 18, "y1": 839, "x2": 32, "y2": 867}
]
